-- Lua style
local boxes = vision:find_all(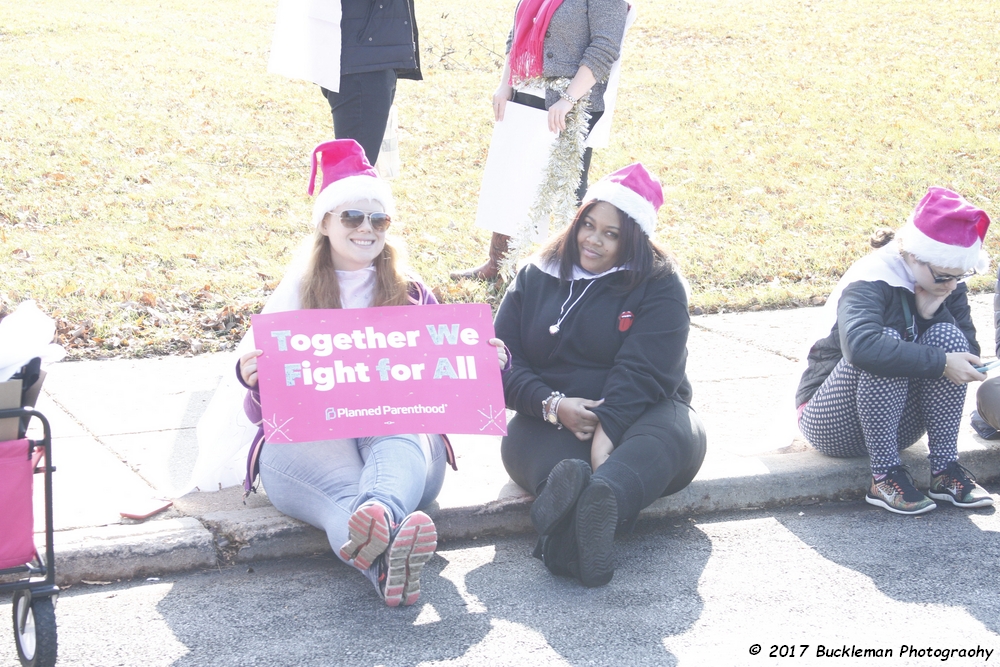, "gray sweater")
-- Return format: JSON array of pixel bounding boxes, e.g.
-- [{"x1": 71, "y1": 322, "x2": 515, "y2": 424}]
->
[{"x1": 506, "y1": 0, "x2": 628, "y2": 113}]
